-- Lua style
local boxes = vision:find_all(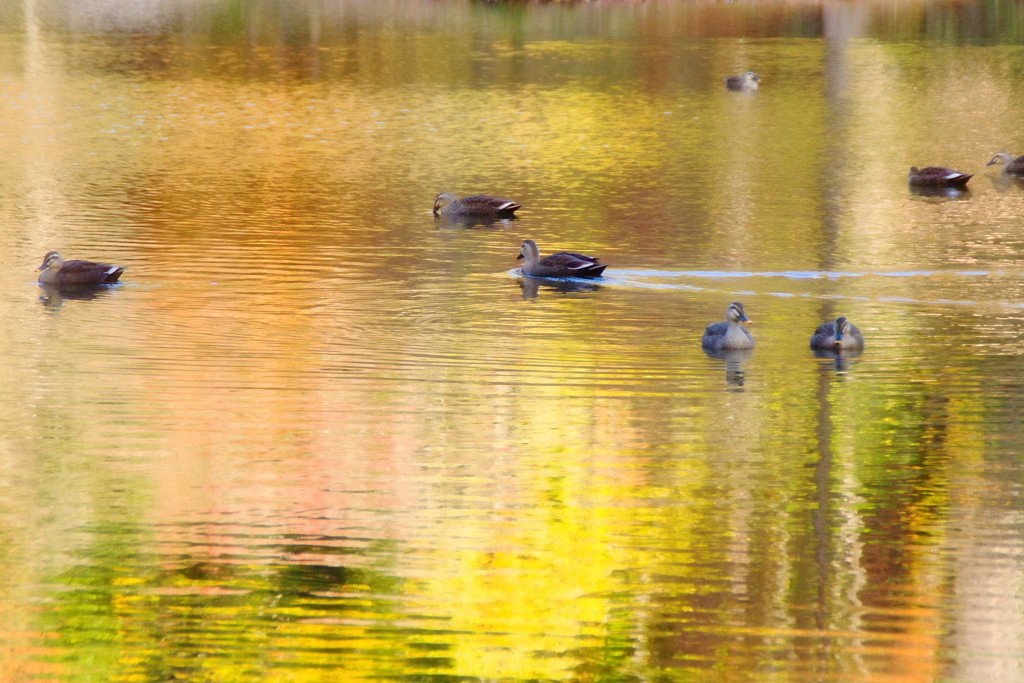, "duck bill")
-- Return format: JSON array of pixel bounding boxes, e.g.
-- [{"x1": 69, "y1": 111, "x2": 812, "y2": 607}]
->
[
  {"x1": 741, "y1": 316, "x2": 752, "y2": 325},
  {"x1": 516, "y1": 254, "x2": 524, "y2": 261}
]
